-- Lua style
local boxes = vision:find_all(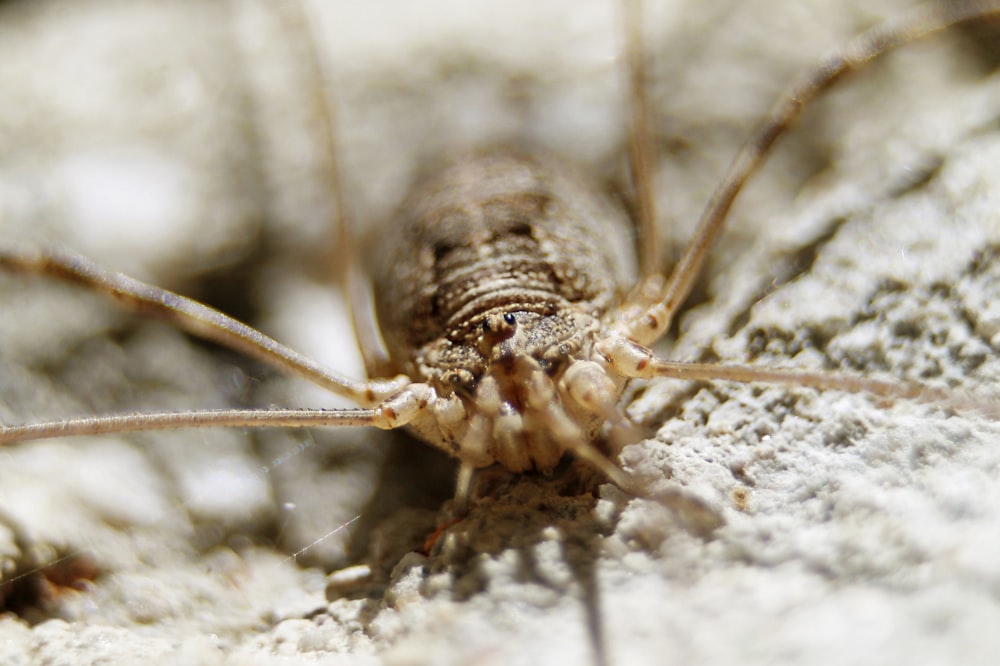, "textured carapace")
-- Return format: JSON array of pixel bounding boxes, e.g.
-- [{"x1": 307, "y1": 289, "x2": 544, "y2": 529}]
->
[{"x1": 371, "y1": 150, "x2": 638, "y2": 474}]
